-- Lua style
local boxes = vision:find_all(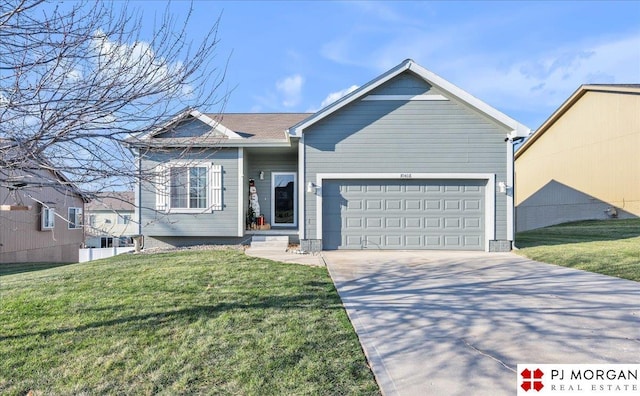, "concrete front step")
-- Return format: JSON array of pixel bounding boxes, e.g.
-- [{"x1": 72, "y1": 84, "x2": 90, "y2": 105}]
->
[
  {"x1": 250, "y1": 235, "x2": 289, "y2": 251},
  {"x1": 251, "y1": 235, "x2": 289, "y2": 243}
]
